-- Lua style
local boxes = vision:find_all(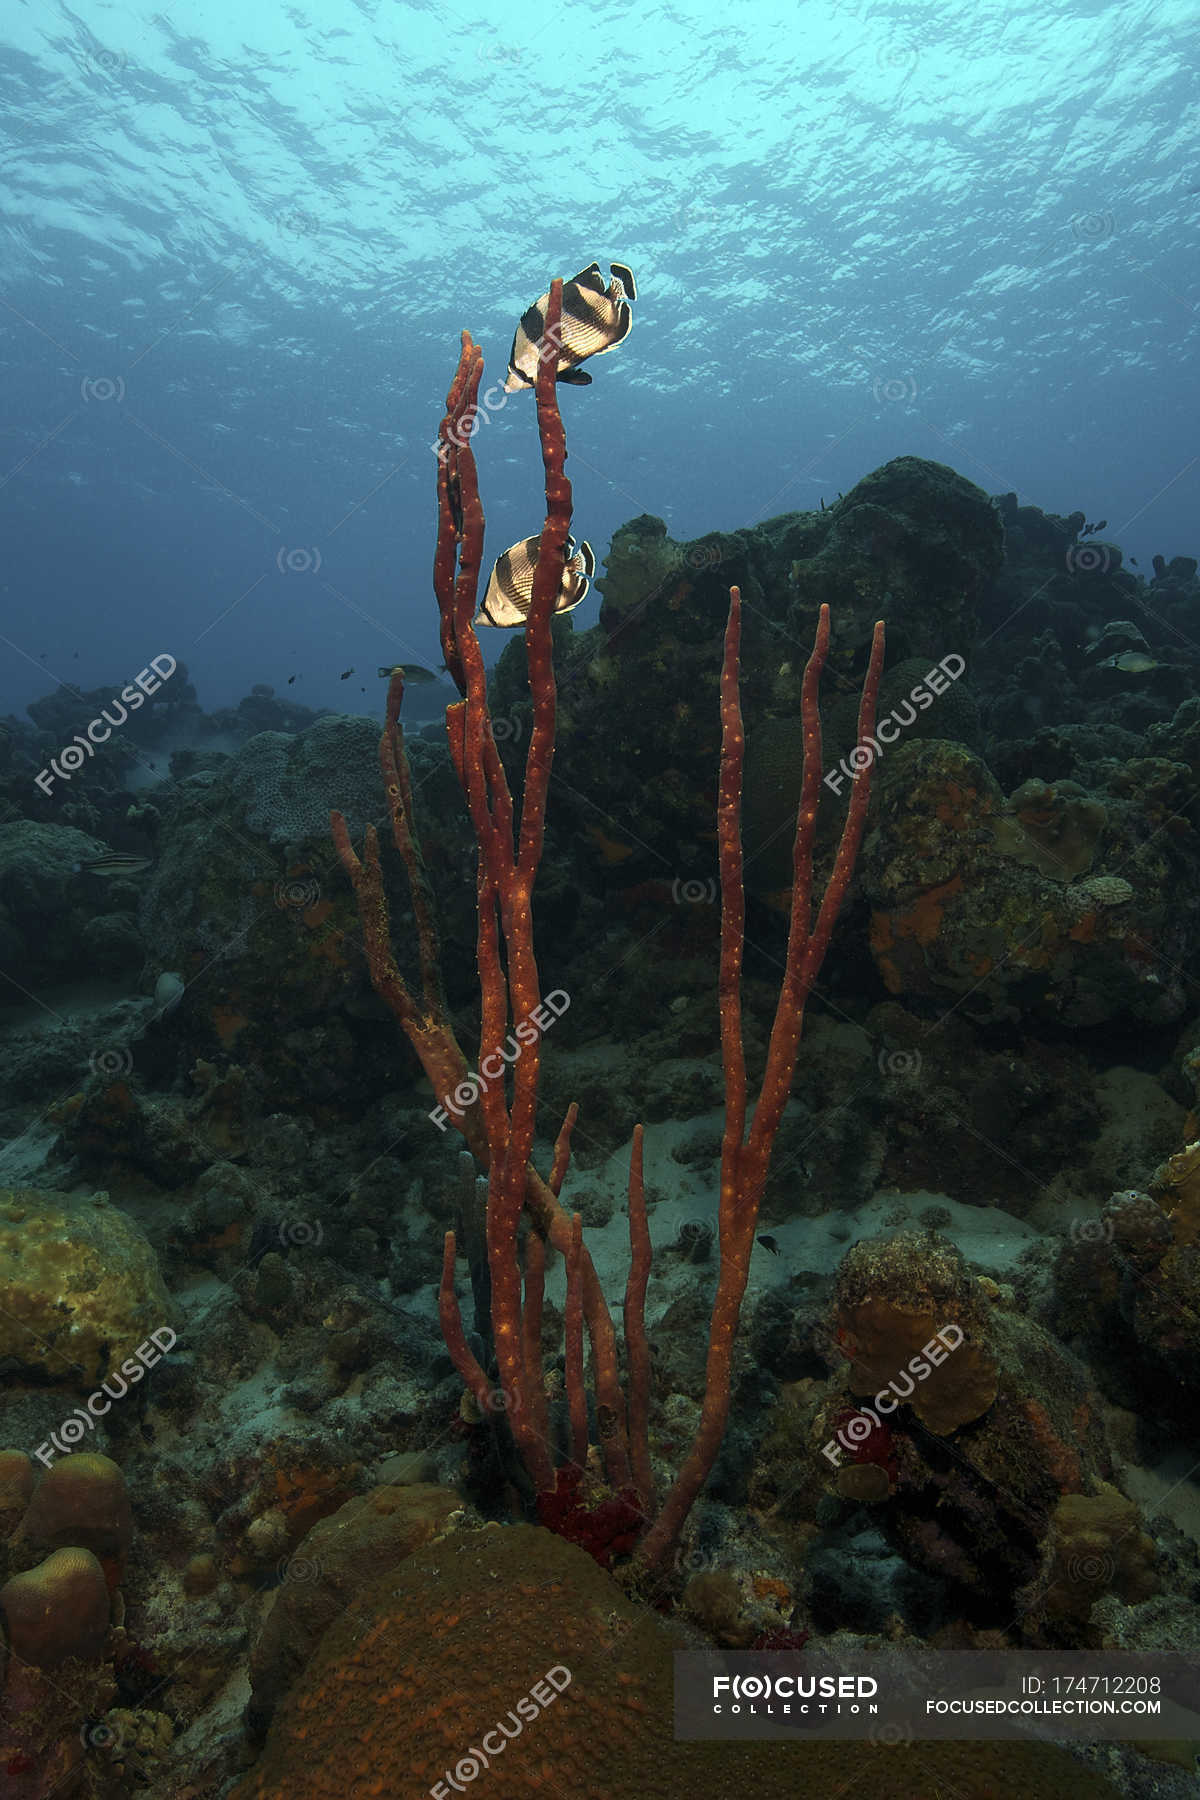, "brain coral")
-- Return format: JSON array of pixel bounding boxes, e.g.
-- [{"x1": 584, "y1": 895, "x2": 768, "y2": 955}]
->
[
  {"x1": 0, "y1": 1545, "x2": 111, "y2": 1667},
  {"x1": 228, "y1": 715, "x2": 385, "y2": 847},
  {"x1": 232, "y1": 1524, "x2": 1114, "y2": 1800},
  {"x1": 16, "y1": 1452, "x2": 133, "y2": 1574},
  {"x1": 0, "y1": 1188, "x2": 171, "y2": 1384},
  {"x1": 247, "y1": 1482, "x2": 462, "y2": 1733}
]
